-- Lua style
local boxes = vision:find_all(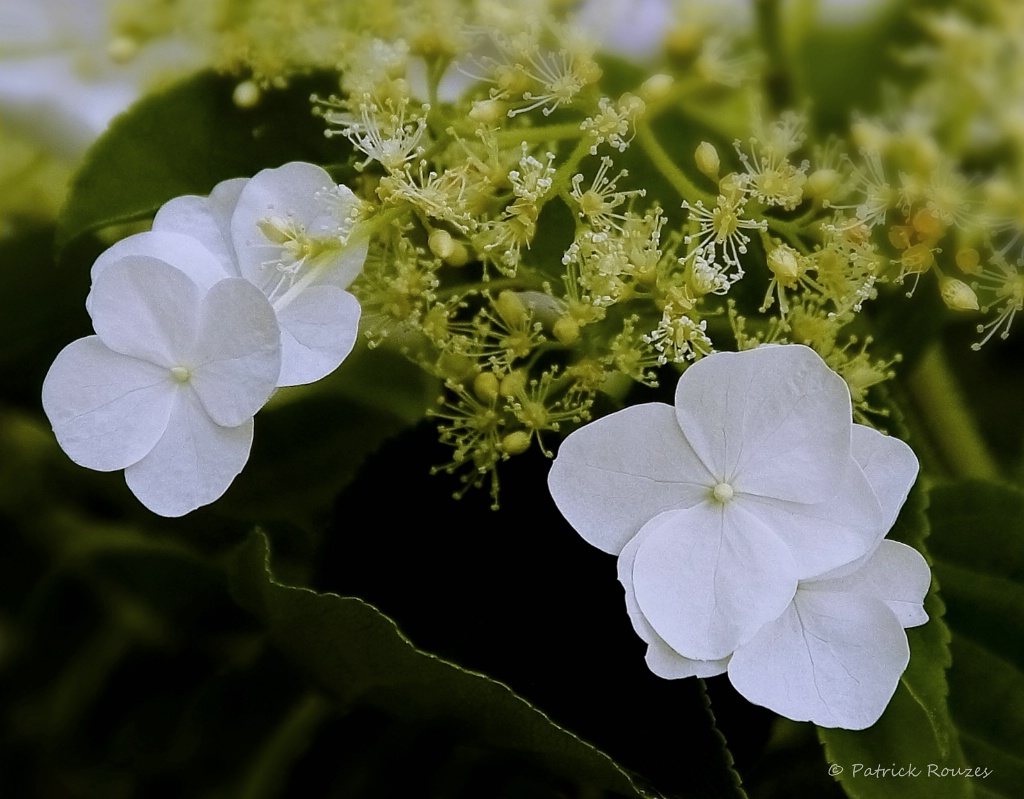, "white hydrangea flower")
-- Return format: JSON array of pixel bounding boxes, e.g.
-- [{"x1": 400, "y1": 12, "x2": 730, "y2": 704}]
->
[
  {"x1": 43, "y1": 250, "x2": 281, "y2": 517},
  {"x1": 151, "y1": 162, "x2": 367, "y2": 387},
  {"x1": 549, "y1": 344, "x2": 889, "y2": 660},
  {"x1": 616, "y1": 423, "x2": 928, "y2": 728}
]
